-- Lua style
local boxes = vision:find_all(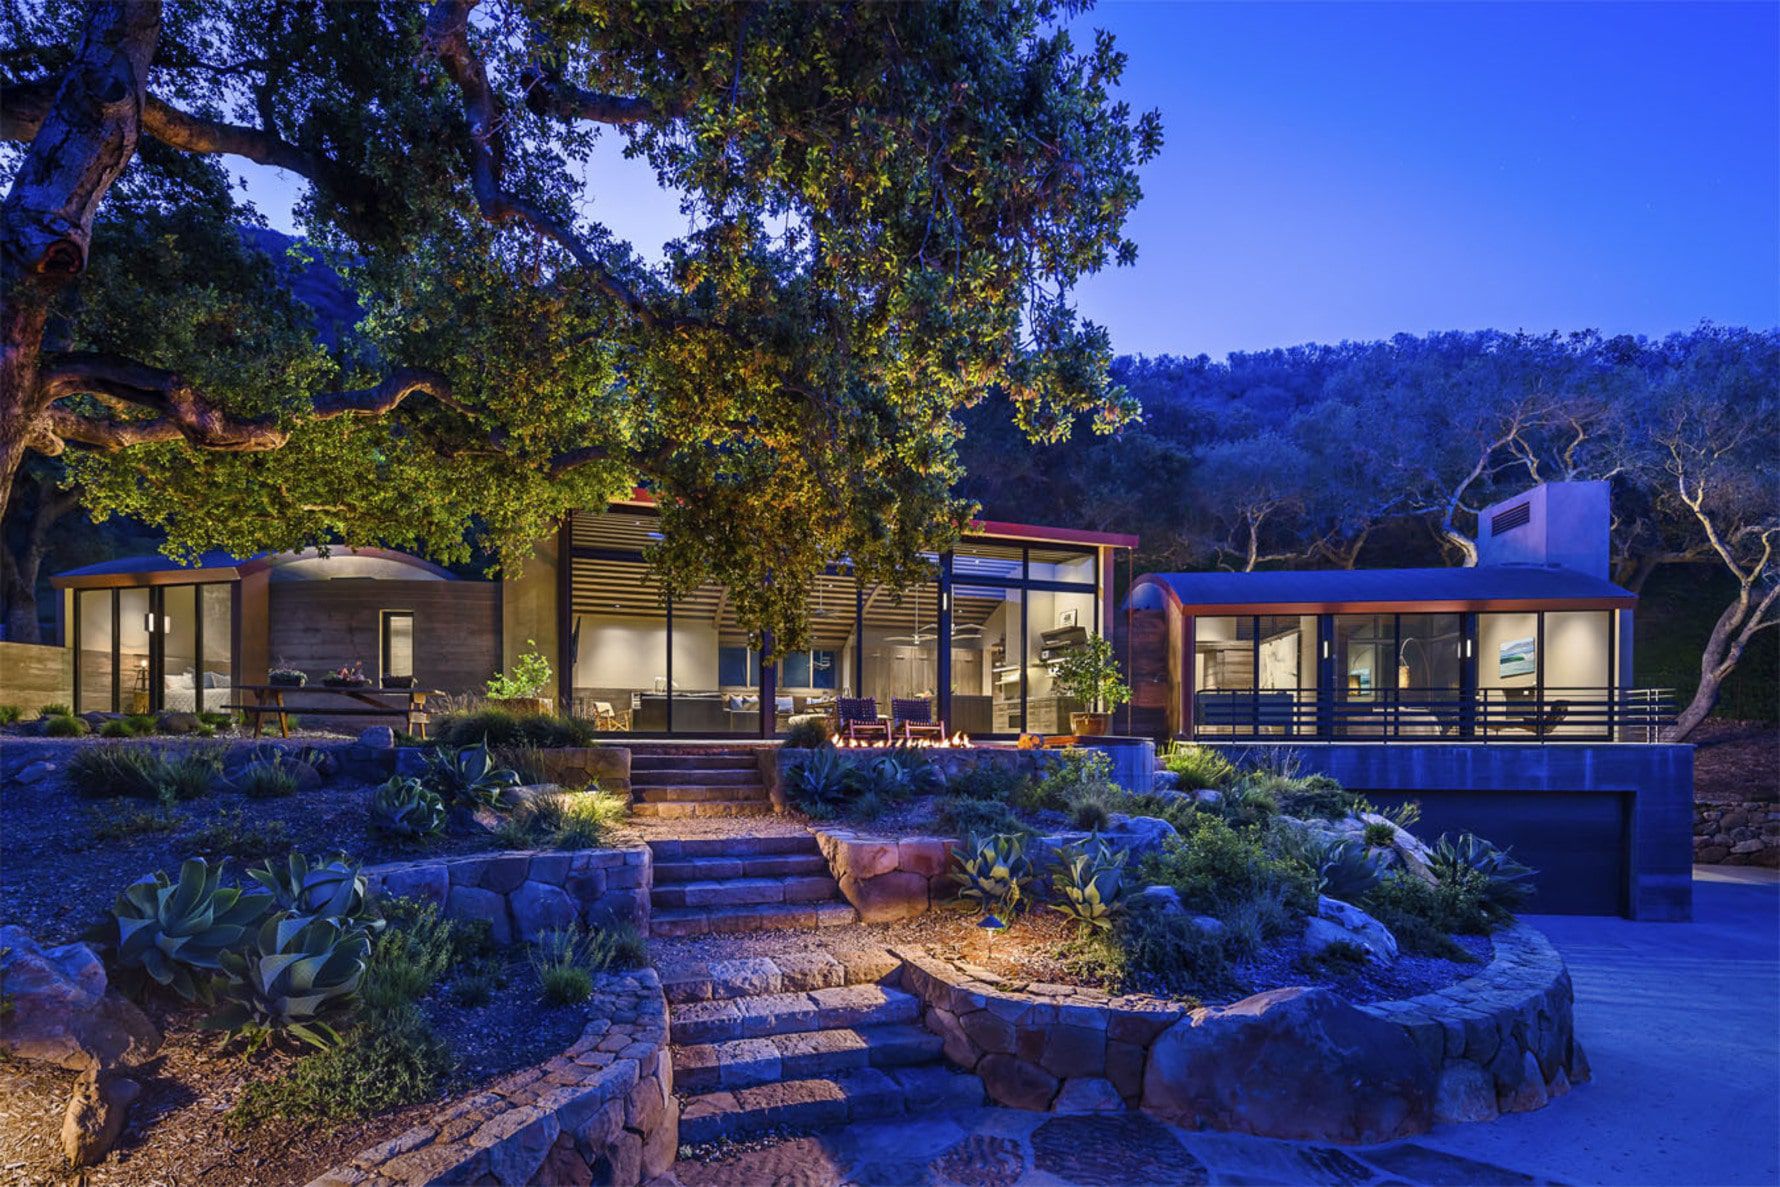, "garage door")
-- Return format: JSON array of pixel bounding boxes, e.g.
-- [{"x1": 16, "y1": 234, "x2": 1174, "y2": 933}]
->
[{"x1": 1363, "y1": 789, "x2": 1631, "y2": 916}]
